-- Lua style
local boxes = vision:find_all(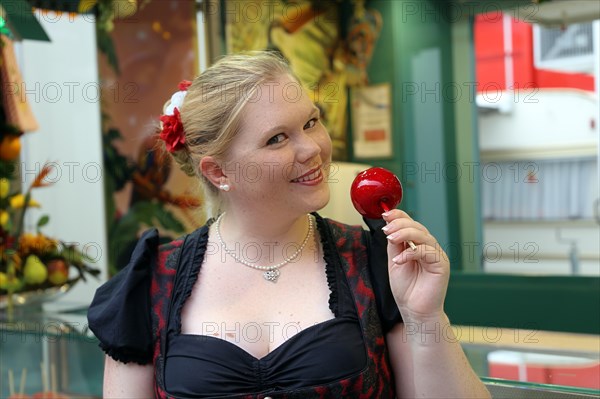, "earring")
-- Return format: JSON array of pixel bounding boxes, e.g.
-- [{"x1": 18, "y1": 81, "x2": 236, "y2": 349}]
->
[{"x1": 219, "y1": 183, "x2": 230, "y2": 192}]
